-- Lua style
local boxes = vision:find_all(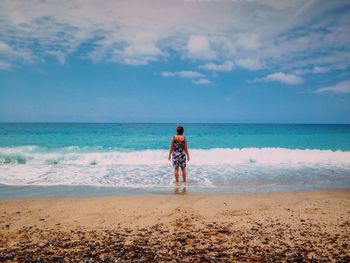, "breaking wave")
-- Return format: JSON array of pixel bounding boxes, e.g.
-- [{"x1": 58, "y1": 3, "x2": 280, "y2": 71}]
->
[
  {"x1": 1, "y1": 146, "x2": 350, "y2": 166},
  {"x1": 0, "y1": 146, "x2": 350, "y2": 189}
]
